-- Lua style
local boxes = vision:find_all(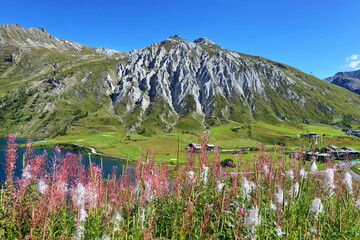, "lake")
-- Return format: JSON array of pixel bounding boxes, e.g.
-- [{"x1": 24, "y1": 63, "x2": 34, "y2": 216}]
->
[{"x1": 0, "y1": 137, "x2": 132, "y2": 183}]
